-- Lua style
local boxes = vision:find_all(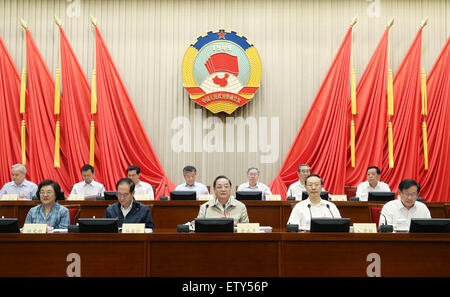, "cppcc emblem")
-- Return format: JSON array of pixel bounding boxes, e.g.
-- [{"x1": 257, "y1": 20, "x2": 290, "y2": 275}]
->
[{"x1": 182, "y1": 30, "x2": 262, "y2": 114}]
